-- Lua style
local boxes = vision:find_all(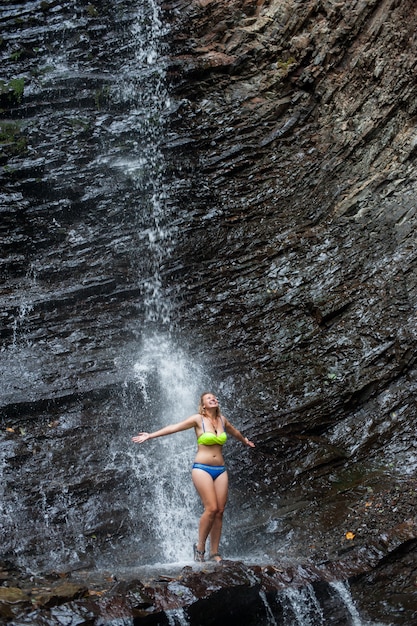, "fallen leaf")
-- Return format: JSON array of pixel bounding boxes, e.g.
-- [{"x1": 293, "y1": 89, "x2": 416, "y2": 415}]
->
[
  {"x1": 88, "y1": 590, "x2": 105, "y2": 596},
  {"x1": 345, "y1": 531, "x2": 355, "y2": 540}
]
